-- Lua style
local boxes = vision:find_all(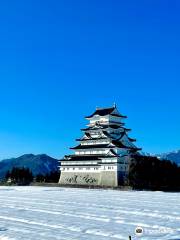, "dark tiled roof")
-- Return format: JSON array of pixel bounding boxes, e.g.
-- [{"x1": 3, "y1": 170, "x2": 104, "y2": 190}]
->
[
  {"x1": 128, "y1": 137, "x2": 136, "y2": 142},
  {"x1": 111, "y1": 140, "x2": 129, "y2": 149},
  {"x1": 85, "y1": 106, "x2": 127, "y2": 119},
  {"x1": 85, "y1": 132, "x2": 91, "y2": 138},
  {"x1": 81, "y1": 124, "x2": 124, "y2": 131},
  {"x1": 112, "y1": 140, "x2": 141, "y2": 151},
  {"x1": 85, "y1": 107, "x2": 115, "y2": 118},
  {"x1": 115, "y1": 131, "x2": 126, "y2": 141},
  {"x1": 109, "y1": 124, "x2": 122, "y2": 129},
  {"x1": 129, "y1": 148, "x2": 142, "y2": 153},
  {"x1": 110, "y1": 113, "x2": 127, "y2": 118},
  {"x1": 64, "y1": 154, "x2": 118, "y2": 161},
  {"x1": 124, "y1": 128, "x2": 131, "y2": 131},
  {"x1": 102, "y1": 130, "x2": 115, "y2": 139},
  {"x1": 70, "y1": 144, "x2": 114, "y2": 150}
]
